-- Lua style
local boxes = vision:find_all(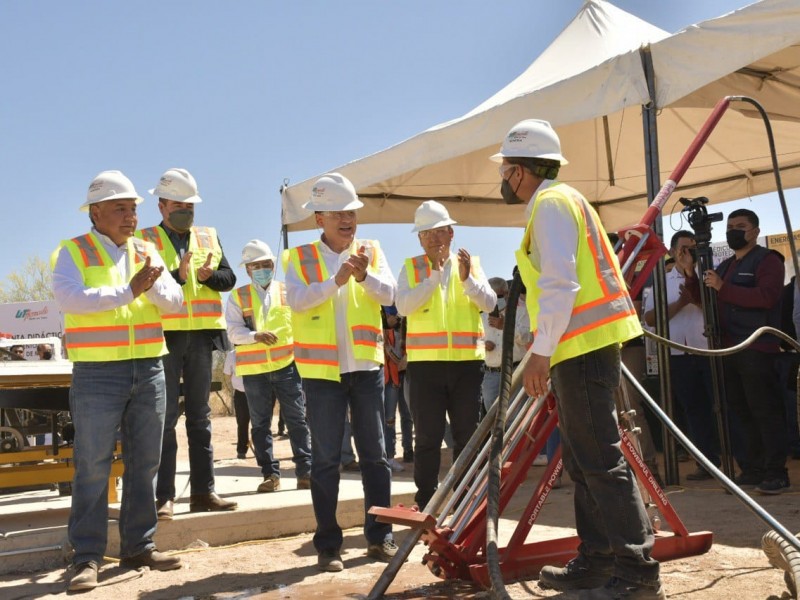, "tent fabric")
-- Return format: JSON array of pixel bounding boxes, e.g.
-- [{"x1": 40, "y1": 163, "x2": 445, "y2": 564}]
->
[{"x1": 282, "y1": 0, "x2": 800, "y2": 234}]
